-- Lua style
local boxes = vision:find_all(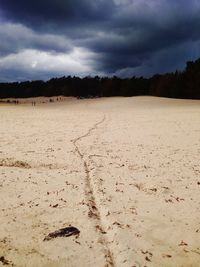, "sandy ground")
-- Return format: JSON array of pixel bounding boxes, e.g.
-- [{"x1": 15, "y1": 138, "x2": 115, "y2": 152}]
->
[{"x1": 0, "y1": 96, "x2": 200, "y2": 267}]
